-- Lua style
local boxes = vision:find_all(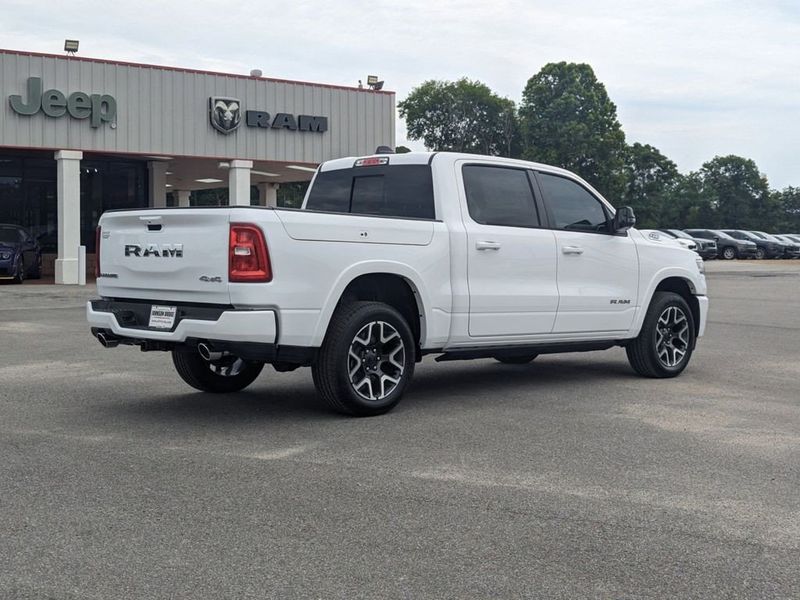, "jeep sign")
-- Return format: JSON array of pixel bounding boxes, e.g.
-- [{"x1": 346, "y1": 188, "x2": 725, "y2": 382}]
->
[{"x1": 9, "y1": 77, "x2": 116, "y2": 128}]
